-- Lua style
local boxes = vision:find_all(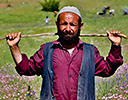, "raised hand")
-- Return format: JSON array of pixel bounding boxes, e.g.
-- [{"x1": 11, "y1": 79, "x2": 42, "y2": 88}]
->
[
  {"x1": 106, "y1": 30, "x2": 122, "y2": 45},
  {"x1": 6, "y1": 32, "x2": 21, "y2": 47}
]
